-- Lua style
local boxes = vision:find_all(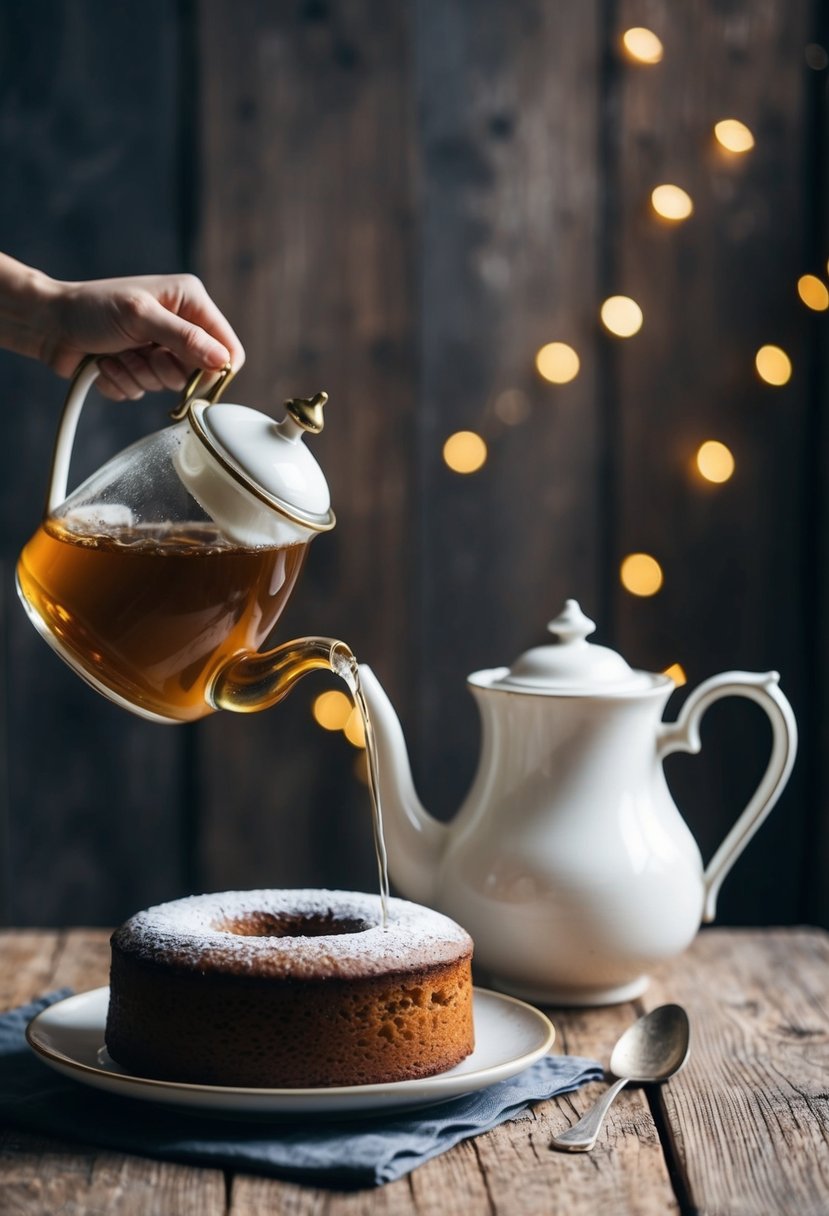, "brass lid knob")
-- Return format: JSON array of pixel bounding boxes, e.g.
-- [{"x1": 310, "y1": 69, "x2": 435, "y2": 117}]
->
[{"x1": 284, "y1": 390, "x2": 328, "y2": 435}]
